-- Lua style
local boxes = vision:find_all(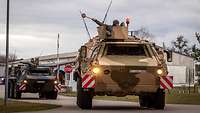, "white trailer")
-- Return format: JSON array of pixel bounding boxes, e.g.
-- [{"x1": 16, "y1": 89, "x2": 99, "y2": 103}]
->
[
  {"x1": 0, "y1": 65, "x2": 5, "y2": 77},
  {"x1": 167, "y1": 66, "x2": 187, "y2": 86}
]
